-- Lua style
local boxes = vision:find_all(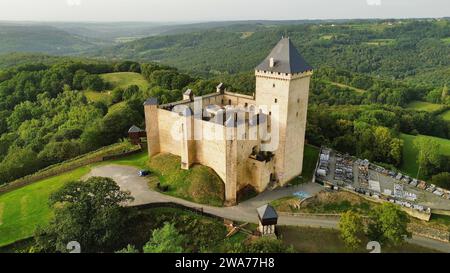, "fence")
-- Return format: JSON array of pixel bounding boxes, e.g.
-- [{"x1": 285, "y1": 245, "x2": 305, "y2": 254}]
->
[{"x1": 278, "y1": 211, "x2": 340, "y2": 220}]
